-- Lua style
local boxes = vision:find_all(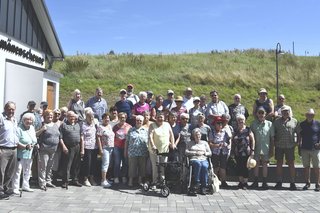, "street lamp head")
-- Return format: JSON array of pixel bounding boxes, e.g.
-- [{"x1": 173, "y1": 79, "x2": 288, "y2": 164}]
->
[{"x1": 276, "y1": 42, "x2": 284, "y2": 55}]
